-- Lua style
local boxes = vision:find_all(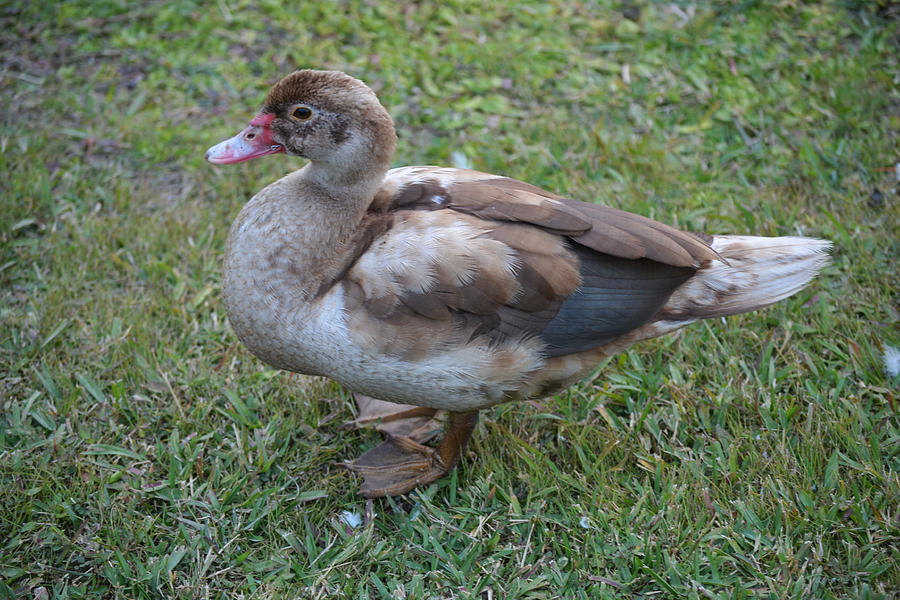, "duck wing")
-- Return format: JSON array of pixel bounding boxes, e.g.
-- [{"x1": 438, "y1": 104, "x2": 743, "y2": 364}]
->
[{"x1": 334, "y1": 167, "x2": 713, "y2": 358}]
